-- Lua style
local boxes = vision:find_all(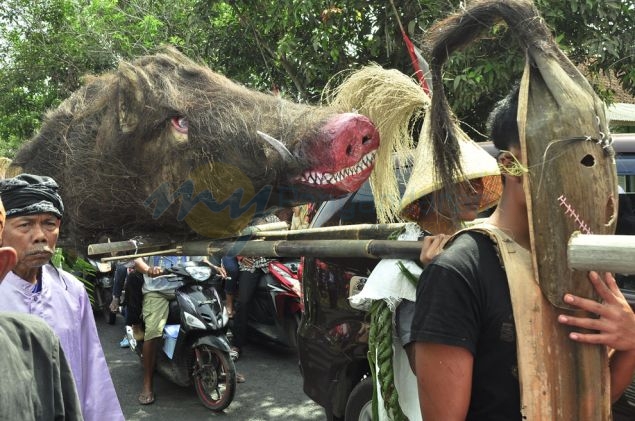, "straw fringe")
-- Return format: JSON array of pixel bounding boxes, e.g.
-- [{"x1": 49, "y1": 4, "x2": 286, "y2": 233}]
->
[
  {"x1": 0, "y1": 157, "x2": 12, "y2": 179},
  {"x1": 325, "y1": 65, "x2": 430, "y2": 223}
]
